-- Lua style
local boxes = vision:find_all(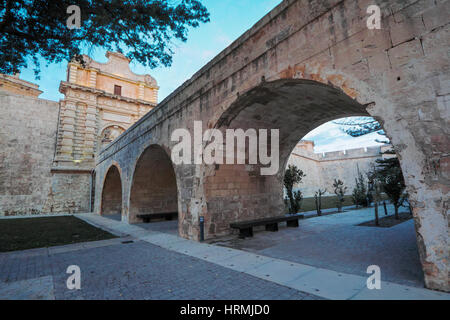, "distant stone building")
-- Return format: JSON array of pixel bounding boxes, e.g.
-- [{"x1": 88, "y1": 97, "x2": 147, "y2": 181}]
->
[
  {"x1": 0, "y1": 52, "x2": 158, "y2": 215},
  {"x1": 0, "y1": 73, "x2": 43, "y2": 97},
  {"x1": 287, "y1": 140, "x2": 392, "y2": 197}
]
